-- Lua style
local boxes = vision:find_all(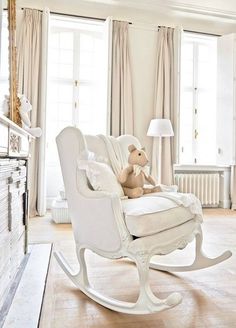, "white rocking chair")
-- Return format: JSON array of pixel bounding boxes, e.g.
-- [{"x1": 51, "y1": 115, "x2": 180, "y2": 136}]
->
[{"x1": 55, "y1": 127, "x2": 232, "y2": 314}]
